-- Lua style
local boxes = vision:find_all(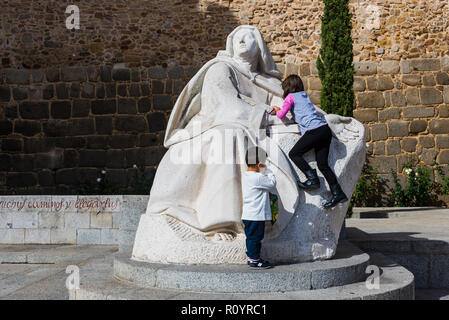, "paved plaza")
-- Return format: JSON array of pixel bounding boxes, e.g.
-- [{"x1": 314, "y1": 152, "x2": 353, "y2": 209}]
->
[{"x1": 0, "y1": 208, "x2": 448, "y2": 300}]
